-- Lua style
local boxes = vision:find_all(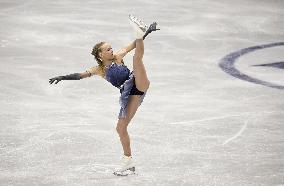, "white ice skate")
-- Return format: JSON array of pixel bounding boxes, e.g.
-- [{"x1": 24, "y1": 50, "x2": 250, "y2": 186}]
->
[
  {"x1": 128, "y1": 14, "x2": 148, "y2": 39},
  {"x1": 113, "y1": 155, "x2": 136, "y2": 176}
]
